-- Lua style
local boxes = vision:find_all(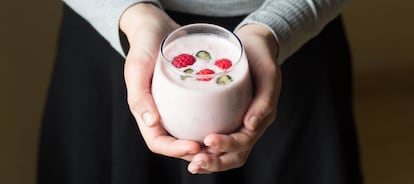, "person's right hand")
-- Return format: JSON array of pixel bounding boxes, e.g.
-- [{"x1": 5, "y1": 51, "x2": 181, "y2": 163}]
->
[
  {"x1": 187, "y1": 24, "x2": 282, "y2": 174},
  {"x1": 120, "y1": 3, "x2": 201, "y2": 161}
]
